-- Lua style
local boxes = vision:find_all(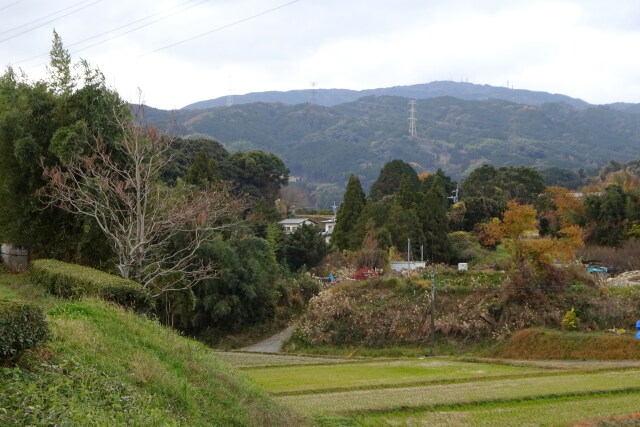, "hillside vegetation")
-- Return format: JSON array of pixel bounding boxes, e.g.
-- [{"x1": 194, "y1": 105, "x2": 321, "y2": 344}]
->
[
  {"x1": 290, "y1": 271, "x2": 640, "y2": 356},
  {"x1": 147, "y1": 95, "x2": 640, "y2": 192},
  {"x1": 0, "y1": 269, "x2": 306, "y2": 426}
]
